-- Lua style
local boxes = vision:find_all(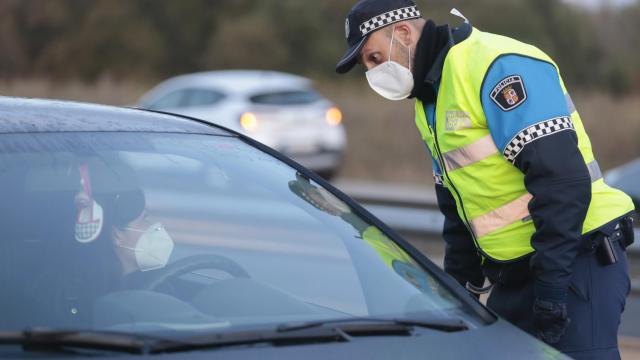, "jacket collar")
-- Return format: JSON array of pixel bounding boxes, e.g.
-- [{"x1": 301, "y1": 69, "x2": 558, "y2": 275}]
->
[{"x1": 410, "y1": 21, "x2": 472, "y2": 103}]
